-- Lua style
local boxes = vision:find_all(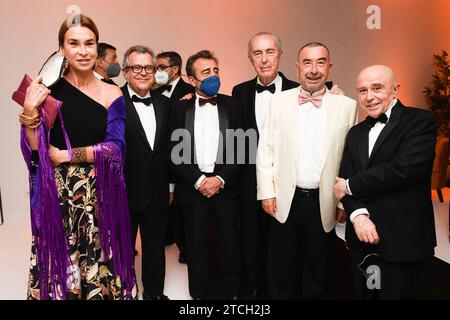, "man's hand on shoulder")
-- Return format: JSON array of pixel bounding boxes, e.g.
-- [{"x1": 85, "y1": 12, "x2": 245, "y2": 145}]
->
[{"x1": 179, "y1": 93, "x2": 194, "y2": 101}]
